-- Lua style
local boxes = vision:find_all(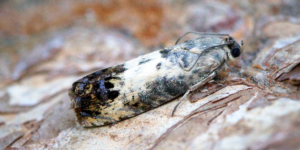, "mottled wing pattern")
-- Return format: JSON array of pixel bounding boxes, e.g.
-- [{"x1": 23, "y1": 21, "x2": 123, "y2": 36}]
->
[{"x1": 69, "y1": 36, "x2": 227, "y2": 127}]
